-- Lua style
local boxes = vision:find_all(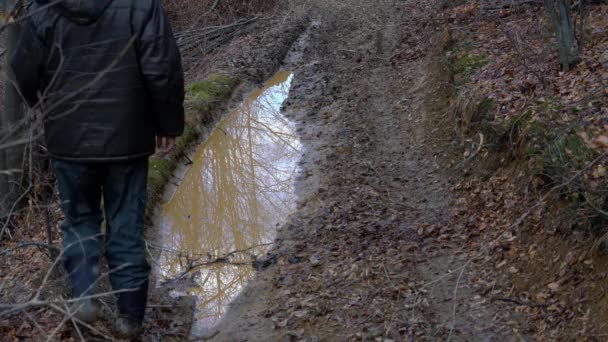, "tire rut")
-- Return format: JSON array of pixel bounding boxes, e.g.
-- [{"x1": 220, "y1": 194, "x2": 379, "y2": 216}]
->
[{"x1": 207, "y1": 1, "x2": 528, "y2": 340}]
